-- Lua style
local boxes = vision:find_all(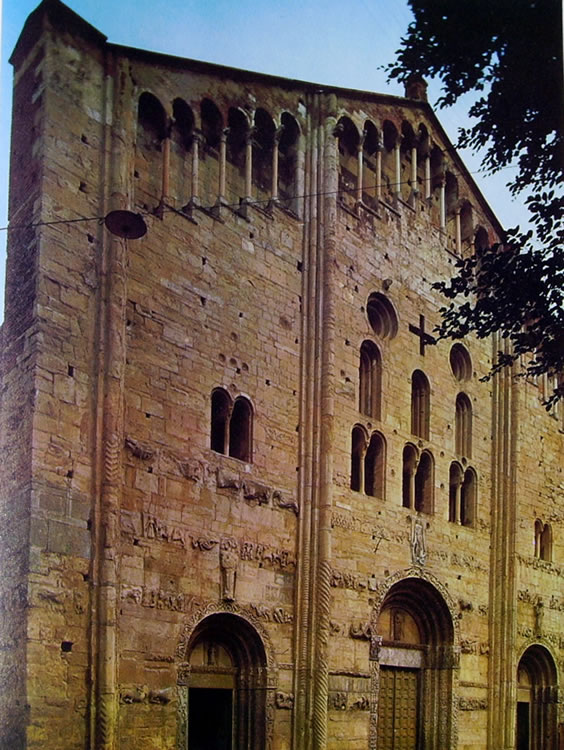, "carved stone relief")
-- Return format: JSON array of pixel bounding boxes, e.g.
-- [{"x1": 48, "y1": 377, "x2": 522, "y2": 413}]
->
[
  {"x1": 459, "y1": 697, "x2": 487, "y2": 711},
  {"x1": 120, "y1": 511, "x2": 297, "y2": 572},
  {"x1": 275, "y1": 692, "x2": 294, "y2": 709},
  {"x1": 328, "y1": 692, "x2": 348, "y2": 711},
  {"x1": 409, "y1": 515, "x2": 427, "y2": 566},
  {"x1": 350, "y1": 621, "x2": 372, "y2": 640},
  {"x1": 219, "y1": 538, "x2": 239, "y2": 602},
  {"x1": 125, "y1": 437, "x2": 155, "y2": 461}
]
